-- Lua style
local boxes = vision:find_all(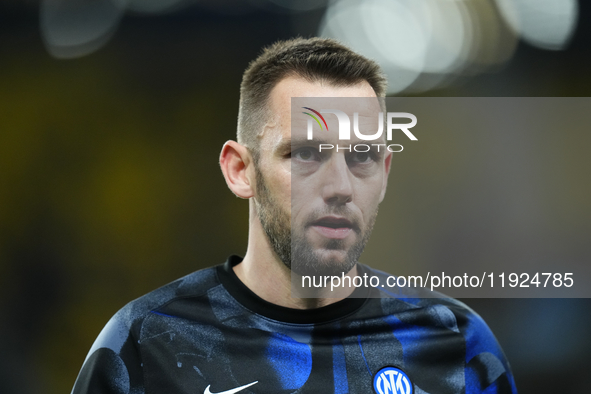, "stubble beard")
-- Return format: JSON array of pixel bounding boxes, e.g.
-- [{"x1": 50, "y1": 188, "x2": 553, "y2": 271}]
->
[{"x1": 254, "y1": 164, "x2": 378, "y2": 277}]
